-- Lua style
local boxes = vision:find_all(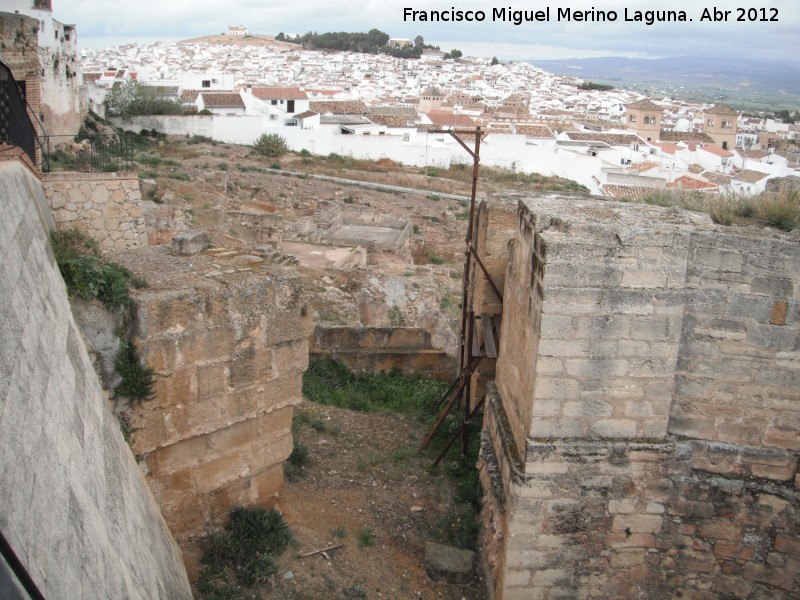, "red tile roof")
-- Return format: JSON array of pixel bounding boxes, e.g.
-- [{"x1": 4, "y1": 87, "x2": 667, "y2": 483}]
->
[
  {"x1": 625, "y1": 98, "x2": 662, "y2": 111},
  {"x1": 602, "y1": 185, "x2": 663, "y2": 201},
  {"x1": 426, "y1": 110, "x2": 477, "y2": 127},
  {"x1": 251, "y1": 87, "x2": 307, "y2": 100},
  {"x1": 735, "y1": 169, "x2": 769, "y2": 183},
  {"x1": 667, "y1": 176, "x2": 718, "y2": 191},
  {"x1": 310, "y1": 100, "x2": 368, "y2": 115},
  {"x1": 704, "y1": 103, "x2": 738, "y2": 116},
  {"x1": 700, "y1": 145, "x2": 734, "y2": 158},
  {"x1": 200, "y1": 93, "x2": 245, "y2": 109},
  {"x1": 659, "y1": 130, "x2": 715, "y2": 144},
  {"x1": 567, "y1": 132, "x2": 647, "y2": 146},
  {"x1": 515, "y1": 124, "x2": 555, "y2": 138}
]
